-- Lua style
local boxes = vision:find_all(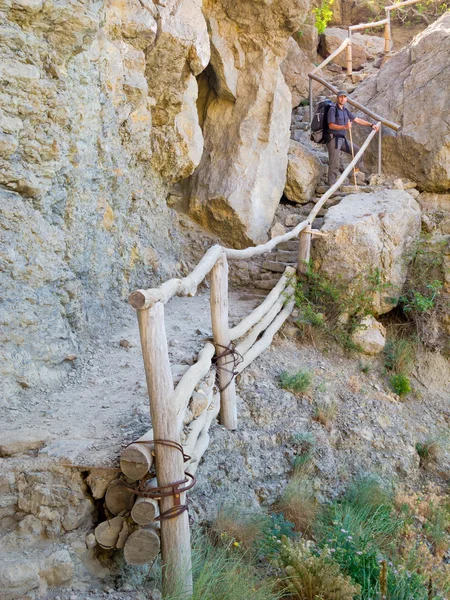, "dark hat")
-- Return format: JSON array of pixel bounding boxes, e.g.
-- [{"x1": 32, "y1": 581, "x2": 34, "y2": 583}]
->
[{"x1": 337, "y1": 90, "x2": 348, "y2": 97}]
